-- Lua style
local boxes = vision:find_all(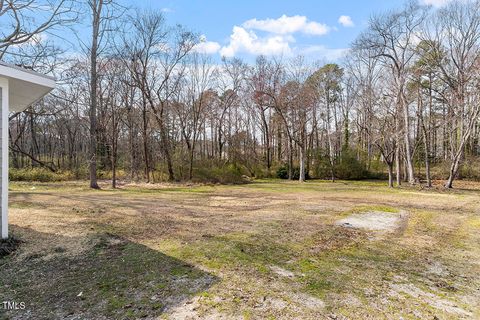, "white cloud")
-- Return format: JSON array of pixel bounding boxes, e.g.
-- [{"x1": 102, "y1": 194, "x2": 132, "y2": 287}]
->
[
  {"x1": 338, "y1": 15, "x2": 354, "y2": 27},
  {"x1": 301, "y1": 45, "x2": 349, "y2": 61},
  {"x1": 420, "y1": 0, "x2": 452, "y2": 7},
  {"x1": 220, "y1": 26, "x2": 292, "y2": 57},
  {"x1": 219, "y1": 15, "x2": 332, "y2": 58},
  {"x1": 193, "y1": 35, "x2": 221, "y2": 54},
  {"x1": 12, "y1": 33, "x2": 48, "y2": 48},
  {"x1": 161, "y1": 7, "x2": 173, "y2": 13},
  {"x1": 219, "y1": 26, "x2": 346, "y2": 61},
  {"x1": 243, "y1": 15, "x2": 330, "y2": 36}
]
